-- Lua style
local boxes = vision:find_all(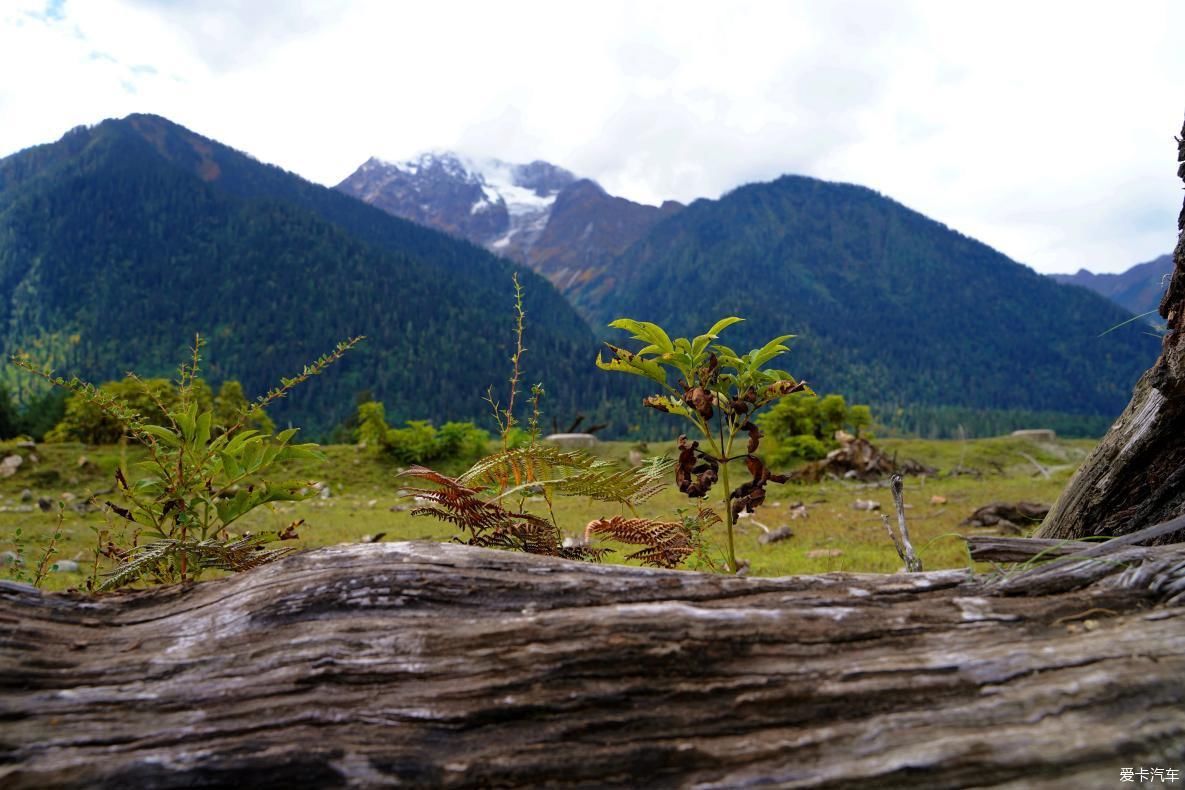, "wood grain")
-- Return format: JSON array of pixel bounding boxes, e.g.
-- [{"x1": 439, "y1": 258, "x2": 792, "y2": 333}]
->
[{"x1": 2, "y1": 538, "x2": 1183, "y2": 788}]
